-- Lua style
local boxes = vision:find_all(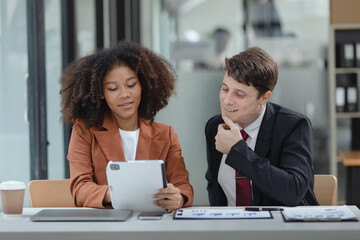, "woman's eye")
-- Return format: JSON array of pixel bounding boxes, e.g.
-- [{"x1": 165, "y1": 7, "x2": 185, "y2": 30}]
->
[
  {"x1": 108, "y1": 88, "x2": 117, "y2": 91},
  {"x1": 128, "y1": 83, "x2": 136, "y2": 88}
]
